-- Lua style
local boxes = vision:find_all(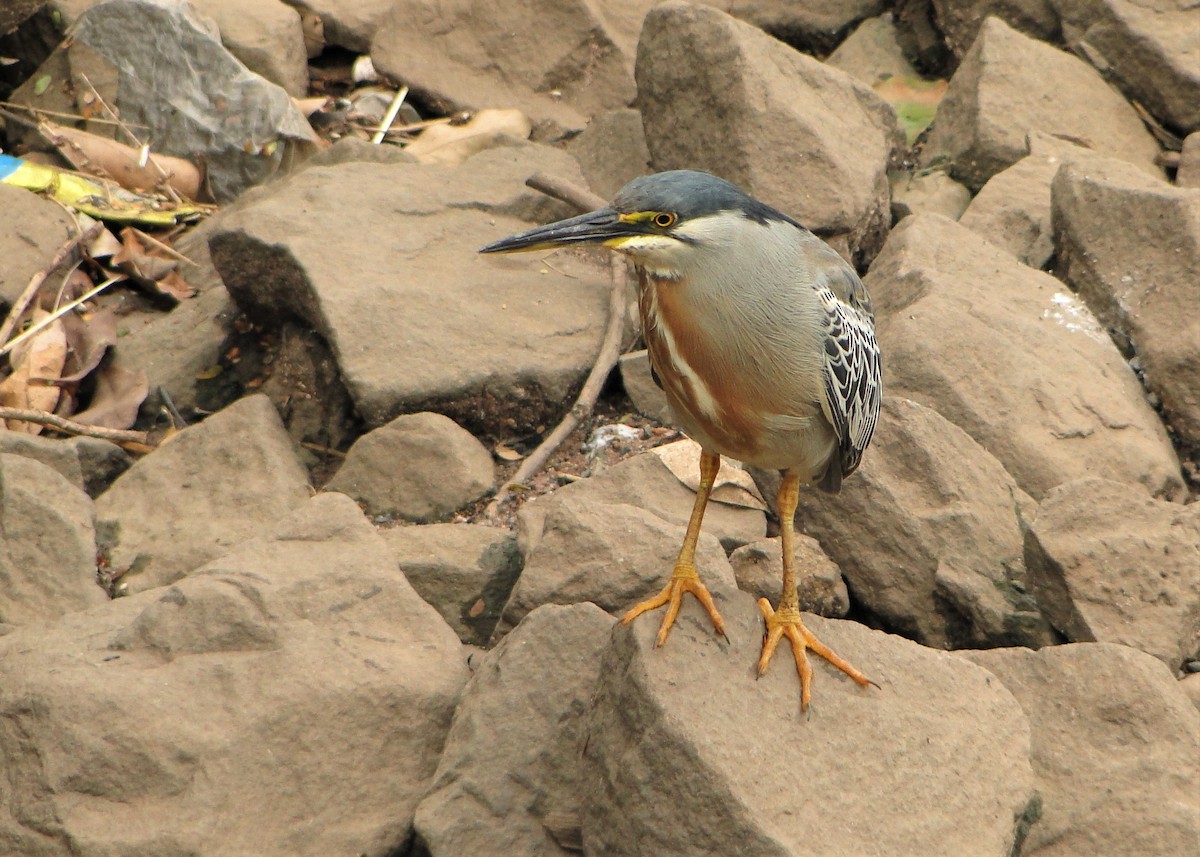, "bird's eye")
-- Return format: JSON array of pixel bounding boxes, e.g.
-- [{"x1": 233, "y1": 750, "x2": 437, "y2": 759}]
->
[{"x1": 653, "y1": 212, "x2": 677, "y2": 228}]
